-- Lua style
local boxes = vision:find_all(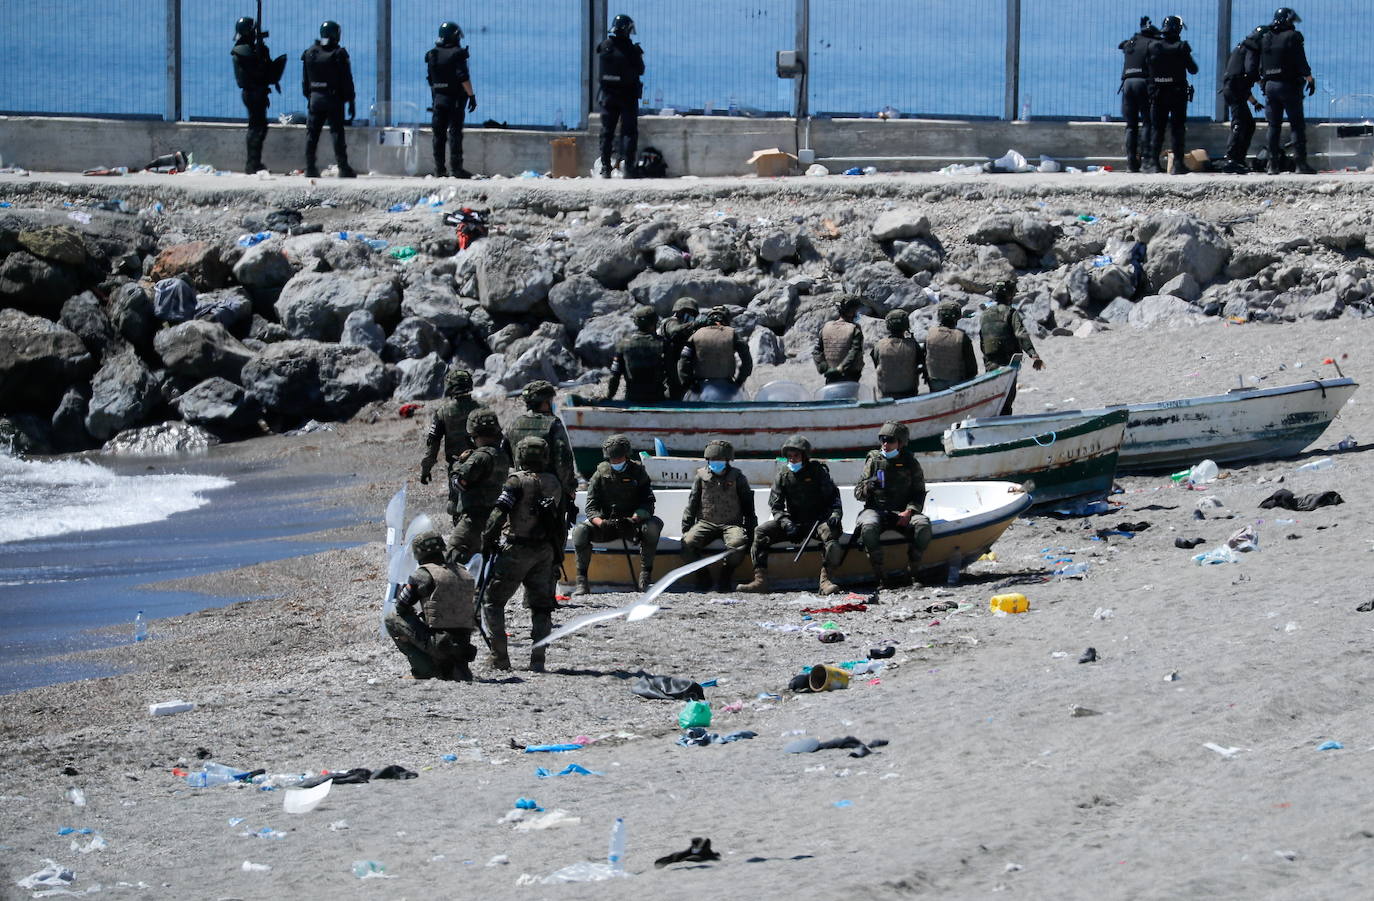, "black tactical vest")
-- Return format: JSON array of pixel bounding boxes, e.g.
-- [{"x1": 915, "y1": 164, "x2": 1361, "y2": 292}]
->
[
  {"x1": 1121, "y1": 34, "x2": 1153, "y2": 80},
  {"x1": 1150, "y1": 39, "x2": 1191, "y2": 84},
  {"x1": 1260, "y1": 29, "x2": 1304, "y2": 82},
  {"x1": 303, "y1": 44, "x2": 349, "y2": 94},
  {"x1": 426, "y1": 44, "x2": 469, "y2": 95}
]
